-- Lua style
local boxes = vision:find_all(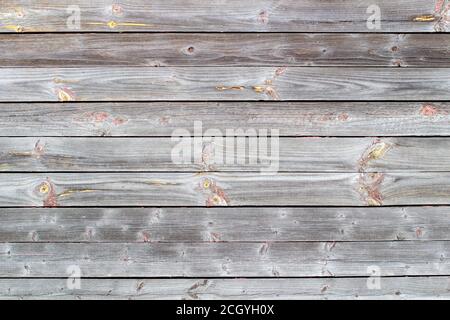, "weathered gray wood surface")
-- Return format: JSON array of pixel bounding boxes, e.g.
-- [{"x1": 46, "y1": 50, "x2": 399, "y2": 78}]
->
[
  {"x1": 0, "y1": 0, "x2": 446, "y2": 32},
  {"x1": 2, "y1": 67, "x2": 450, "y2": 101},
  {"x1": 1, "y1": 242, "x2": 449, "y2": 277},
  {"x1": 1, "y1": 172, "x2": 450, "y2": 207},
  {"x1": 2, "y1": 0, "x2": 449, "y2": 300},
  {"x1": 0, "y1": 207, "x2": 448, "y2": 242},
  {"x1": 1, "y1": 277, "x2": 449, "y2": 300},
  {"x1": 1, "y1": 137, "x2": 450, "y2": 172},
  {"x1": 1, "y1": 102, "x2": 449, "y2": 137},
  {"x1": 1, "y1": 33, "x2": 450, "y2": 67}
]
